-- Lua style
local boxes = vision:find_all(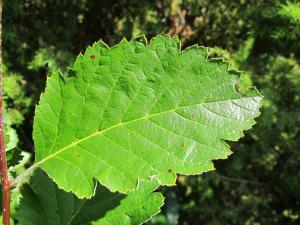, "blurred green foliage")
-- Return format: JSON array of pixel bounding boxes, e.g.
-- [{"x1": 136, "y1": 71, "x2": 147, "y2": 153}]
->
[{"x1": 3, "y1": 0, "x2": 300, "y2": 224}]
